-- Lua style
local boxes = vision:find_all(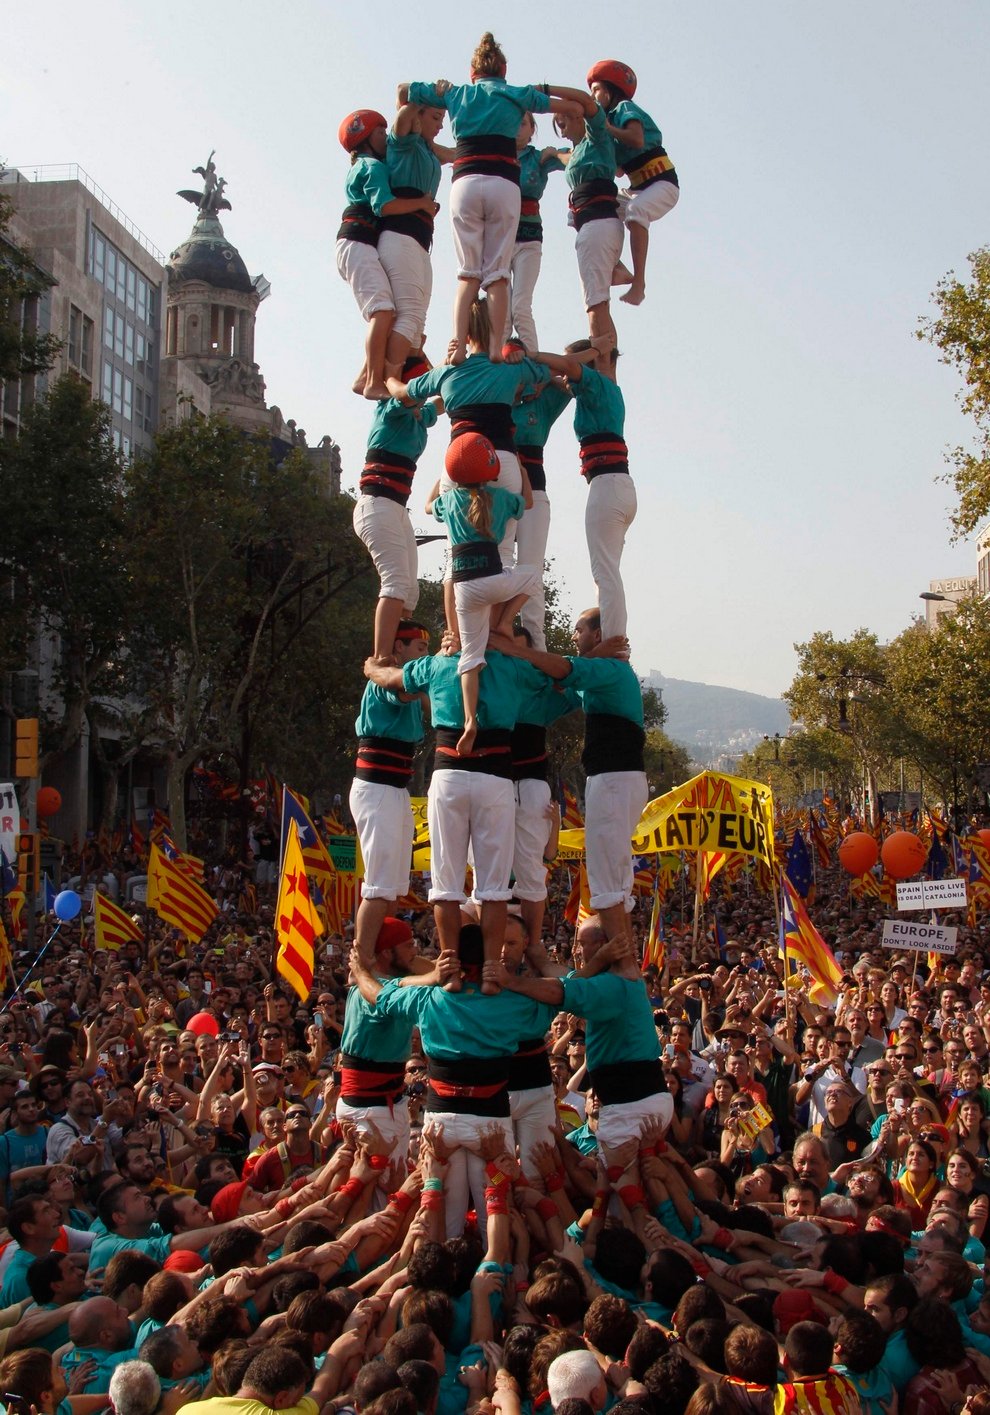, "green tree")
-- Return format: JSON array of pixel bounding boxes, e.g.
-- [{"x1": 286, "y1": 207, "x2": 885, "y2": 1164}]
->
[
  {"x1": 643, "y1": 728, "x2": 693, "y2": 795},
  {"x1": 0, "y1": 187, "x2": 61, "y2": 383},
  {"x1": 0, "y1": 375, "x2": 129, "y2": 767},
  {"x1": 918, "y1": 246, "x2": 990, "y2": 536}
]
